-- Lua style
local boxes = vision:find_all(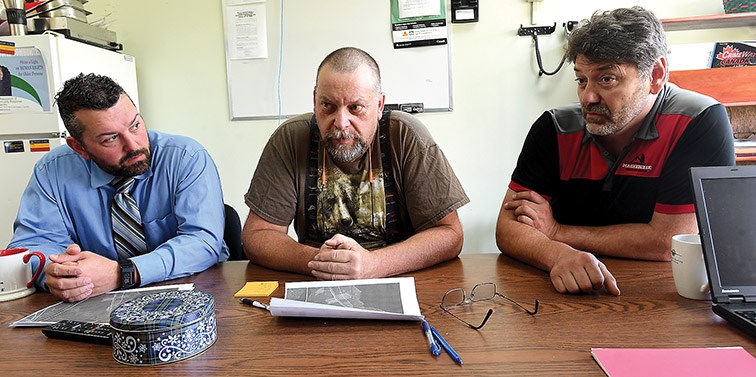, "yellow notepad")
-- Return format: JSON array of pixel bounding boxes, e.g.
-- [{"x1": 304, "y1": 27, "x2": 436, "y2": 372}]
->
[{"x1": 234, "y1": 281, "x2": 279, "y2": 298}]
